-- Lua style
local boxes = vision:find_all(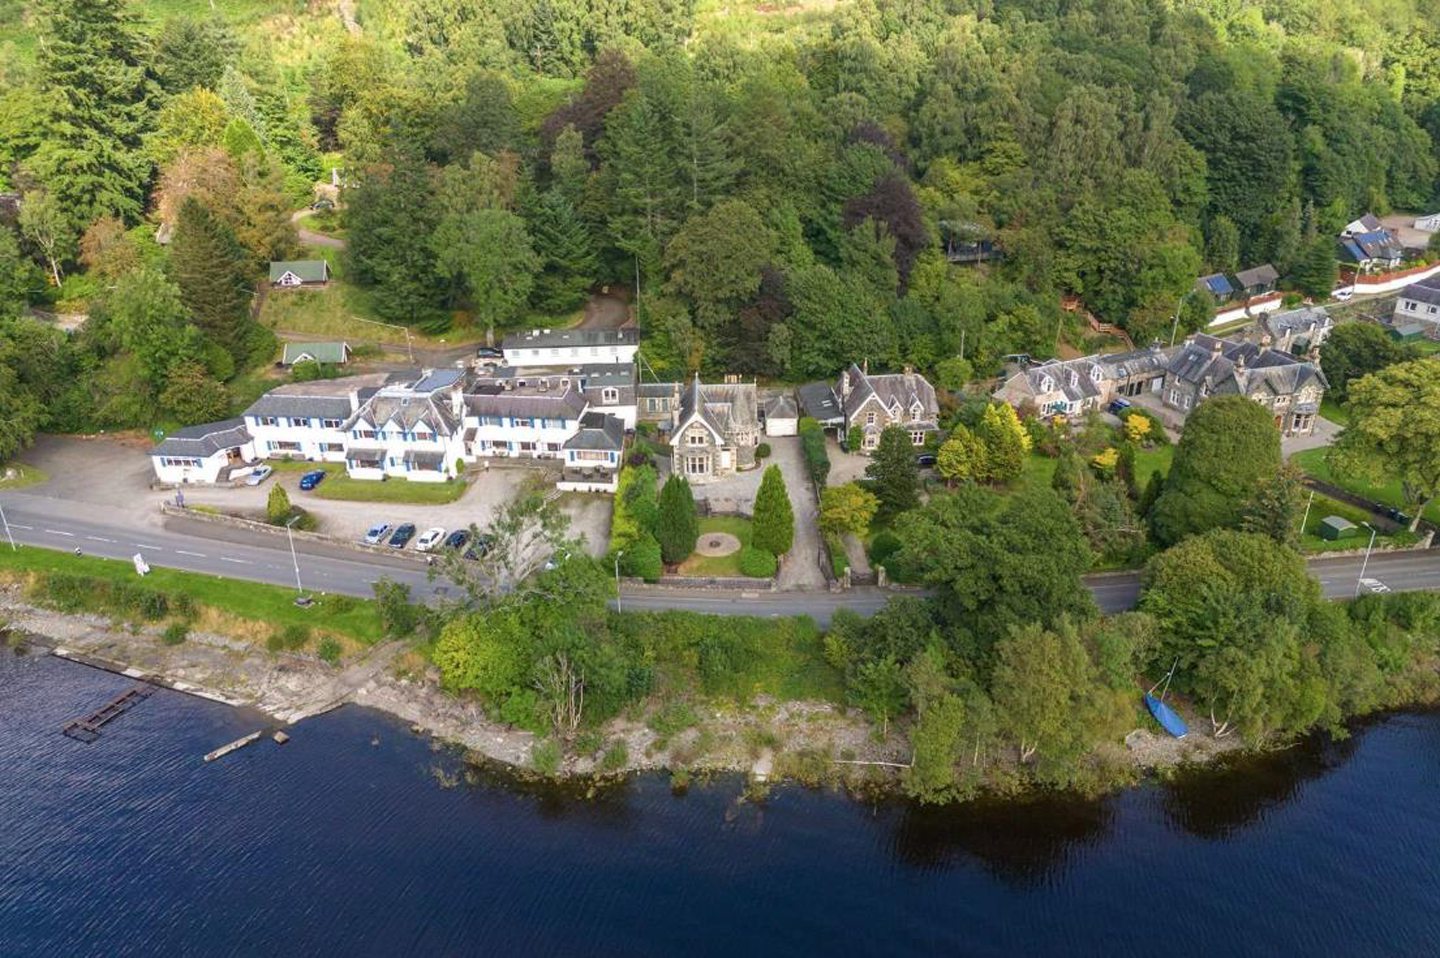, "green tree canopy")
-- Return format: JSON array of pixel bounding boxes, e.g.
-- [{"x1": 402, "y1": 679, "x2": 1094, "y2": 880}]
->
[
  {"x1": 866, "y1": 426, "x2": 920, "y2": 516},
  {"x1": 751, "y1": 464, "x2": 794, "y2": 556},
  {"x1": 1330, "y1": 359, "x2": 1440, "y2": 531},
  {"x1": 656, "y1": 474, "x2": 698, "y2": 565}
]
